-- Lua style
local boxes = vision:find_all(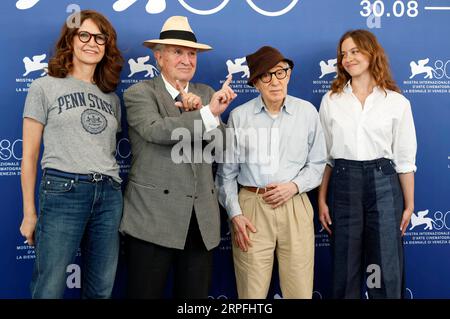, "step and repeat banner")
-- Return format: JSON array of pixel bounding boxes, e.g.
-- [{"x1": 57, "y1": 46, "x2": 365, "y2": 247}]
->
[{"x1": 0, "y1": 0, "x2": 449, "y2": 299}]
